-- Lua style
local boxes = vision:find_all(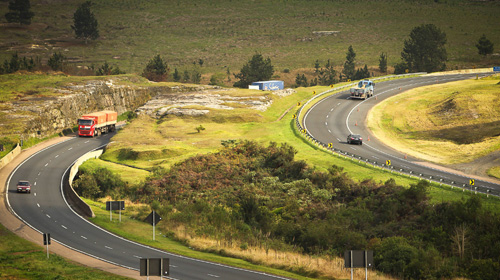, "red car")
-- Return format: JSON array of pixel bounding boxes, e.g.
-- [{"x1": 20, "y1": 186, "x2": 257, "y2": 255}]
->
[{"x1": 17, "y1": 180, "x2": 31, "y2": 193}]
